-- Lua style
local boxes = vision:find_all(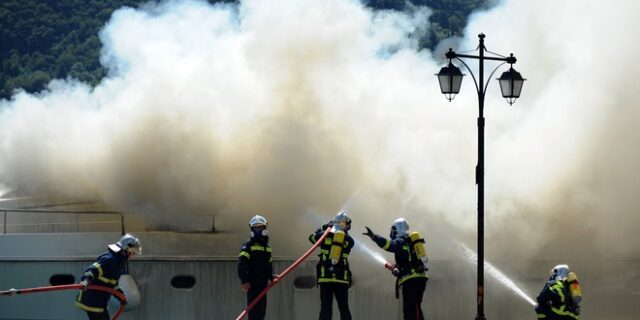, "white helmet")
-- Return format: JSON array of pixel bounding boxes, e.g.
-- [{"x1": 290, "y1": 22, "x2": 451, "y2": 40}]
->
[
  {"x1": 333, "y1": 211, "x2": 352, "y2": 231},
  {"x1": 551, "y1": 264, "x2": 570, "y2": 281},
  {"x1": 108, "y1": 234, "x2": 142, "y2": 255},
  {"x1": 390, "y1": 218, "x2": 409, "y2": 239},
  {"x1": 249, "y1": 214, "x2": 268, "y2": 238},
  {"x1": 249, "y1": 215, "x2": 268, "y2": 227}
]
